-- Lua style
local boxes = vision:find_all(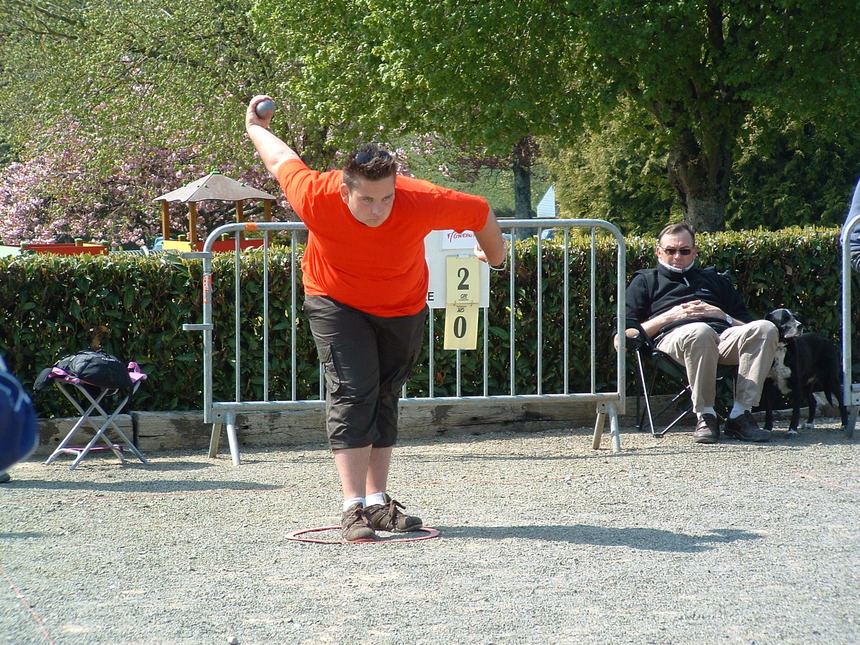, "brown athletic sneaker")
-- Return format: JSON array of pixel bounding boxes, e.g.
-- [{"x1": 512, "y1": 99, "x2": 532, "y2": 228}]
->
[
  {"x1": 364, "y1": 494, "x2": 423, "y2": 533},
  {"x1": 341, "y1": 502, "x2": 376, "y2": 542},
  {"x1": 724, "y1": 410, "x2": 771, "y2": 442}
]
